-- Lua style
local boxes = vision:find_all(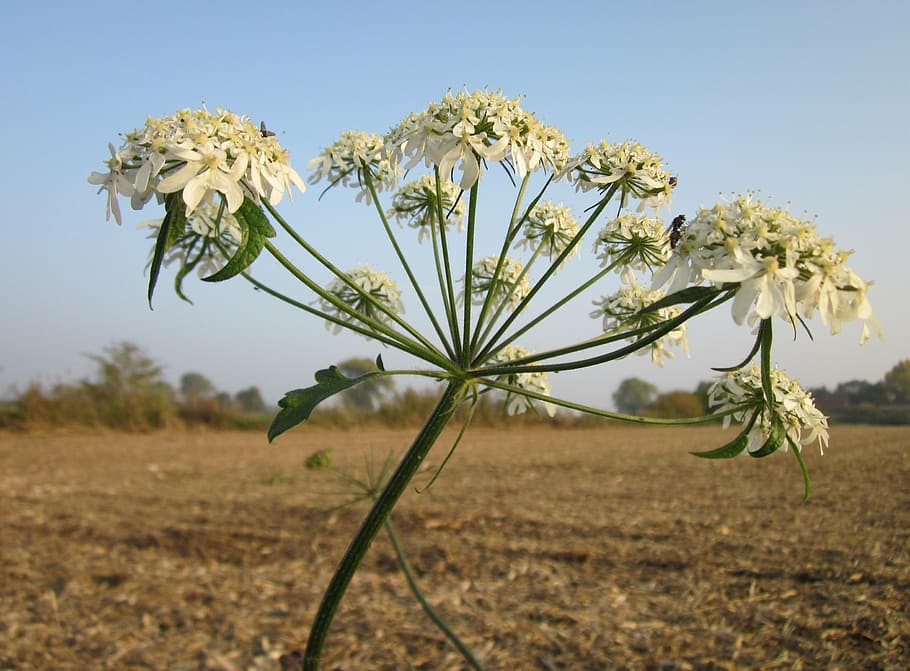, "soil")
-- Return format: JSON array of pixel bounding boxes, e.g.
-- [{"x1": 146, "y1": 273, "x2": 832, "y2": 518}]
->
[{"x1": 1, "y1": 424, "x2": 908, "y2": 670}]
